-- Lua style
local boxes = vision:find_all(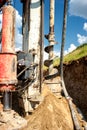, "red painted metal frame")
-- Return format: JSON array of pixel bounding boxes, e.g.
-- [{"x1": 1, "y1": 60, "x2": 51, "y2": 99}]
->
[{"x1": 0, "y1": 5, "x2": 17, "y2": 91}]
